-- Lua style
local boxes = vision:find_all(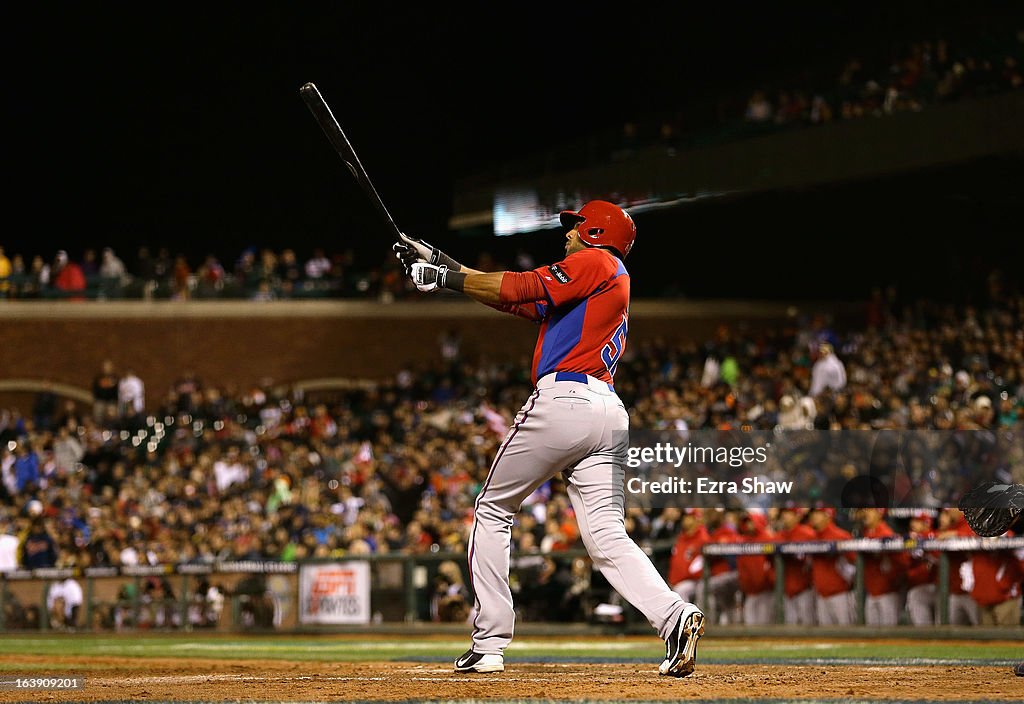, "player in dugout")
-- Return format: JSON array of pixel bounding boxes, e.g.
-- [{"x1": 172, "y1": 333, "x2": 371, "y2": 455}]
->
[{"x1": 956, "y1": 480, "x2": 1024, "y2": 676}]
